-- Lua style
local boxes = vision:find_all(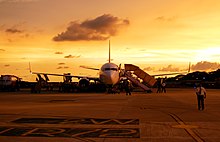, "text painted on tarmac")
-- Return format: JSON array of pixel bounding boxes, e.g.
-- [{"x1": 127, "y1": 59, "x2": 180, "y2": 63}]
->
[
  {"x1": 13, "y1": 118, "x2": 139, "y2": 125},
  {"x1": 0, "y1": 127, "x2": 140, "y2": 138}
]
